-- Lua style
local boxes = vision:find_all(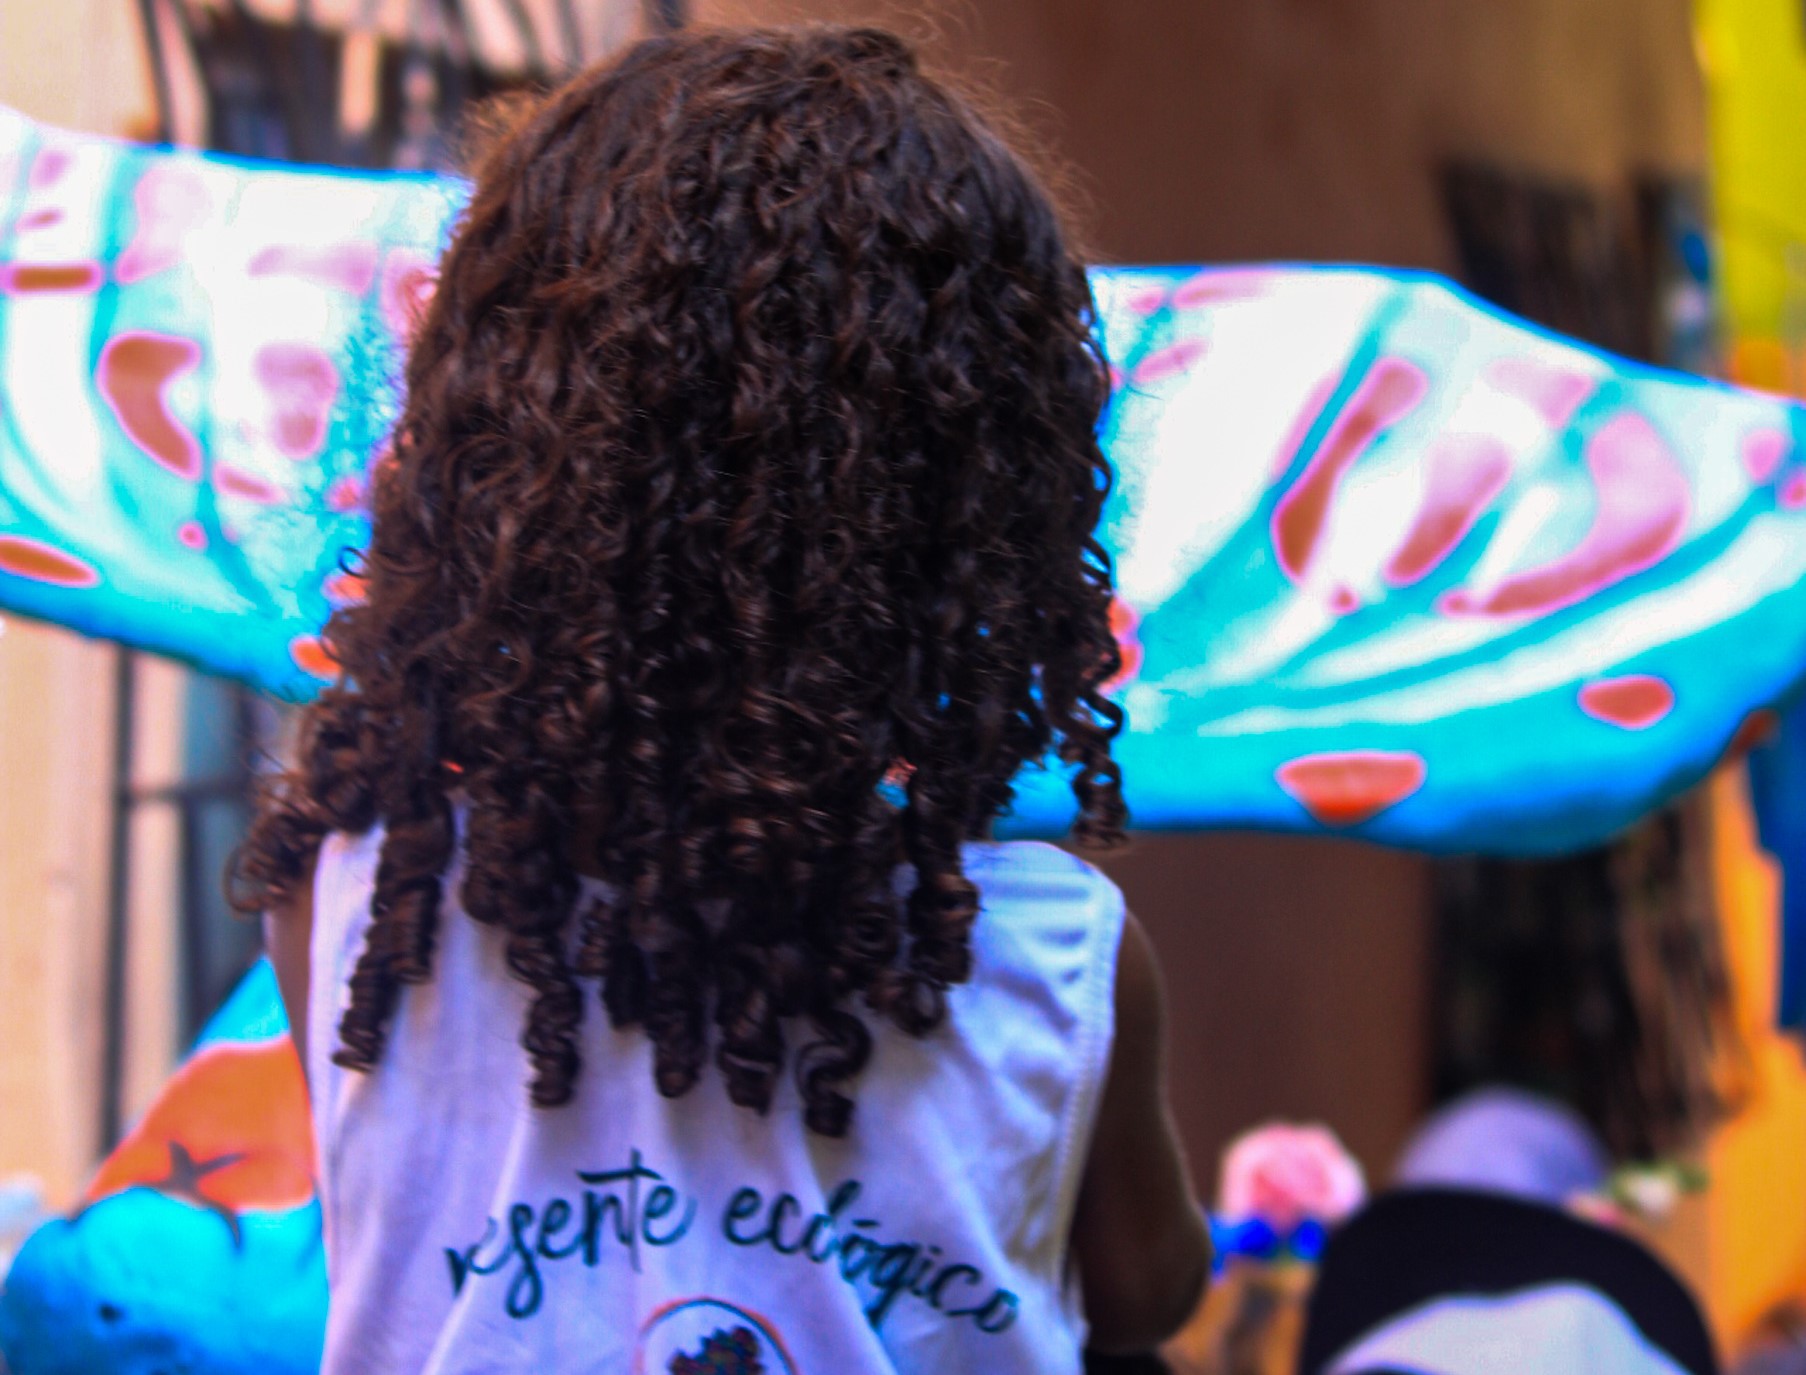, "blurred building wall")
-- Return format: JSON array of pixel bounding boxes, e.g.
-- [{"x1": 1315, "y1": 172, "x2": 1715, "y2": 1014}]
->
[
  {"x1": 0, "y1": 0, "x2": 164, "y2": 1207},
  {"x1": 699, "y1": 0, "x2": 1705, "y2": 268}
]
